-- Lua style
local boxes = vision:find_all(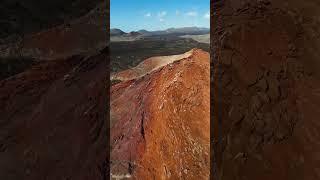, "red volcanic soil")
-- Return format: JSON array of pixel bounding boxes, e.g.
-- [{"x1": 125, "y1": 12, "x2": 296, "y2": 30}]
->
[
  {"x1": 212, "y1": 0, "x2": 320, "y2": 179},
  {"x1": 110, "y1": 49, "x2": 210, "y2": 179},
  {"x1": 0, "y1": 52, "x2": 107, "y2": 179}
]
